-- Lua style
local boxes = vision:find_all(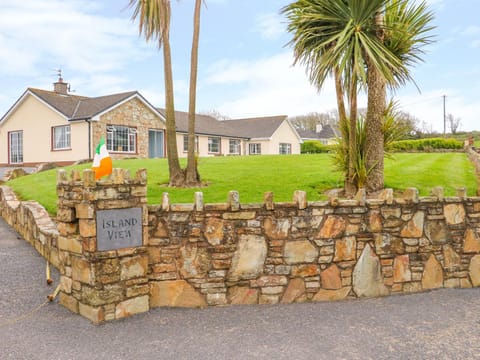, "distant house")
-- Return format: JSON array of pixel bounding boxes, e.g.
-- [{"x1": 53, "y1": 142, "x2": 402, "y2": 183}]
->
[
  {"x1": 297, "y1": 124, "x2": 340, "y2": 145},
  {"x1": 0, "y1": 78, "x2": 302, "y2": 167},
  {"x1": 166, "y1": 110, "x2": 302, "y2": 157}
]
